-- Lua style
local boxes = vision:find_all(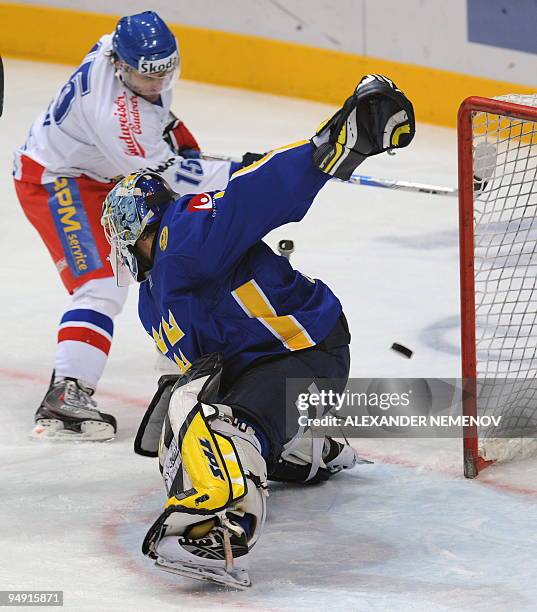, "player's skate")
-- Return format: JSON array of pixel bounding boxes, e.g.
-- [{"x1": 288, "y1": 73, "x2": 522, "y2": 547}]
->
[
  {"x1": 140, "y1": 354, "x2": 268, "y2": 589},
  {"x1": 312, "y1": 73, "x2": 415, "y2": 180},
  {"x1": 32, "y1": 375, "x2": 117, "y2": 441},
  {"x1": 271, "y1": 430, "x2": 371, "y2": 484}
]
